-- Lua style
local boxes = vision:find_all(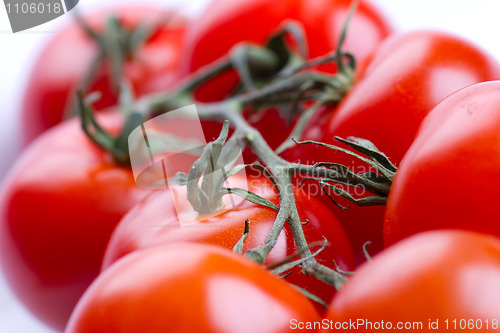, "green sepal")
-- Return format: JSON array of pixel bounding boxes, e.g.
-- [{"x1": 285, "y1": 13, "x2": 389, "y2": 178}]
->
[
  {"x1": 233, "y1": 219, "x2": 250, "y2": 255},
  {"x1": 222, "y1": 187, "x2": 279, "y2": 211}
]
